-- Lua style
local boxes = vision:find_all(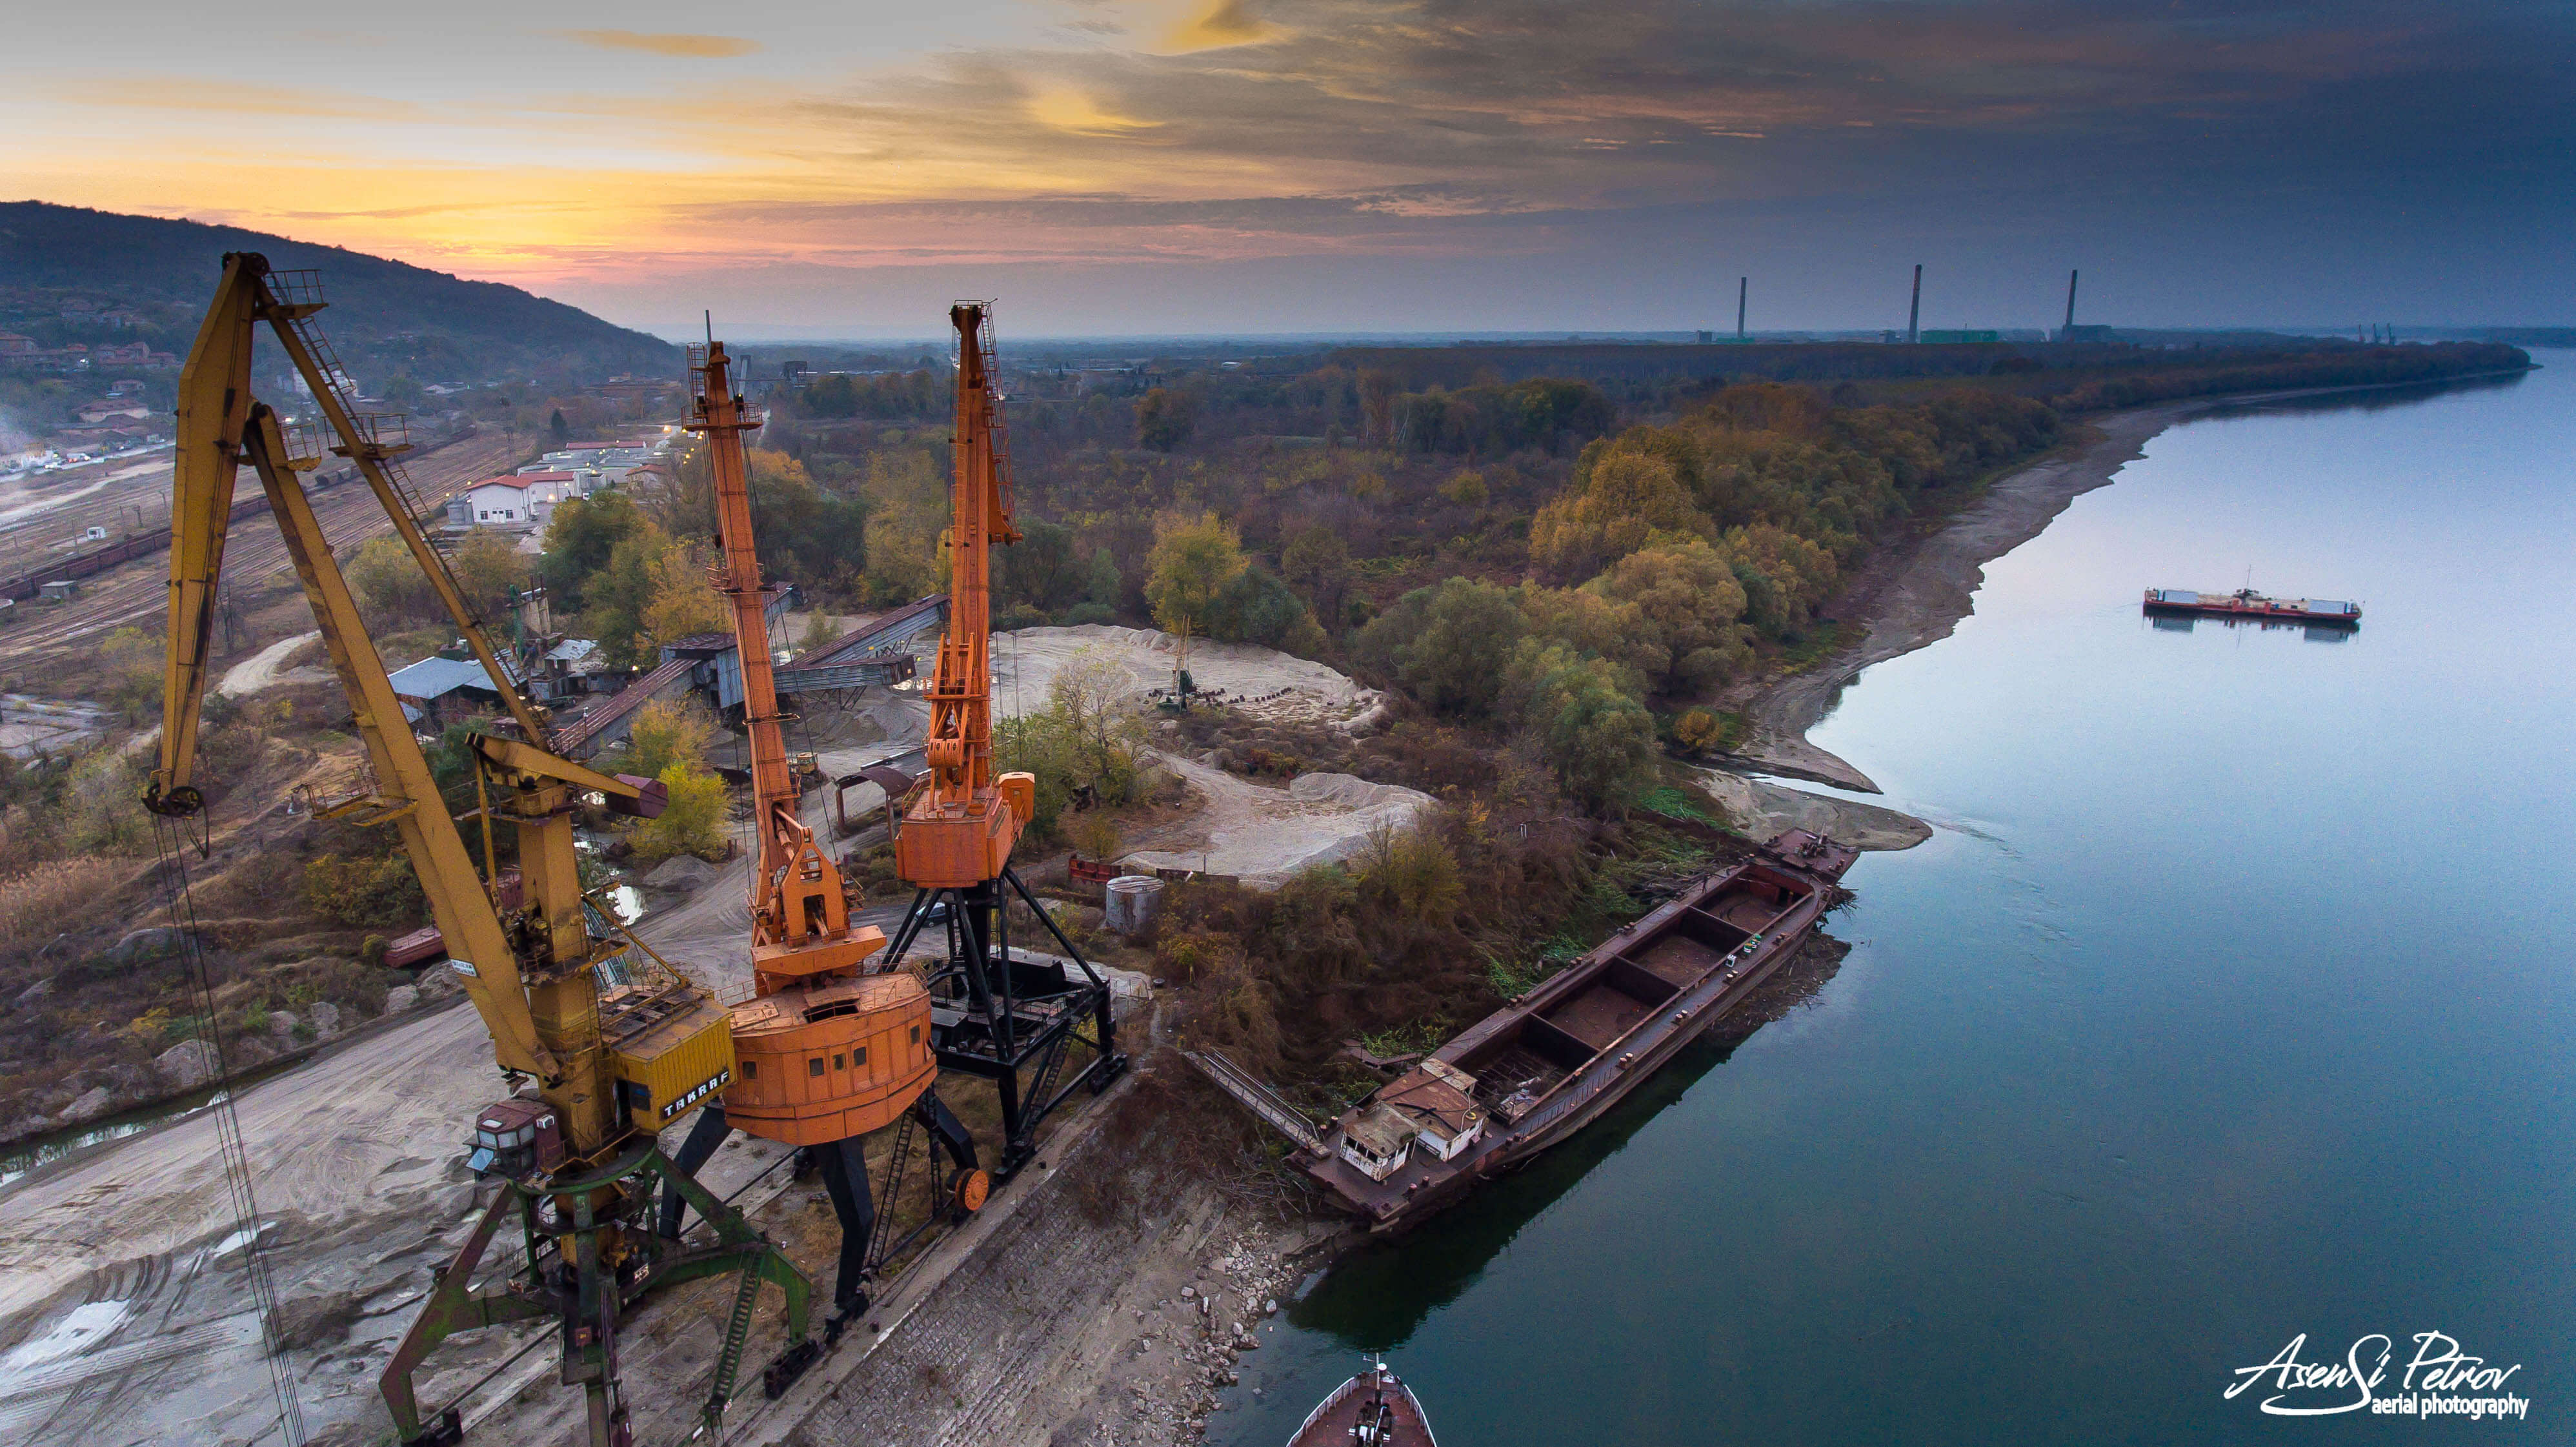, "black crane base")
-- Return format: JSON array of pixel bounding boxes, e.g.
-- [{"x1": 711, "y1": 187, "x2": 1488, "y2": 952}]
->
[{"x1": 884, "y1": 866, "x2": 1128, "y2": 1176}]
